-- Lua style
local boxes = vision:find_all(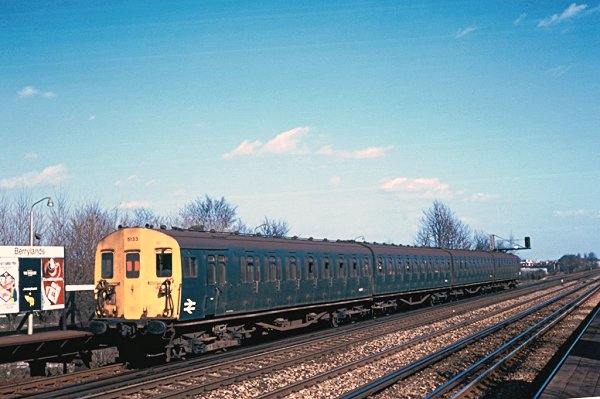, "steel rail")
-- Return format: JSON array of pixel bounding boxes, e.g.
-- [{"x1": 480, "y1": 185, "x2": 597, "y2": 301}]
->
[
  {"x1": 532, "y1": 300, "x2": 600, "y2": 399},
  {"x1": 334, "y1": 281, "x2": 594, "y2": 399},
  {"x1": 12, "y1": 291, "x2": 492, "y2": 399},
  {"x1": 253, "y1": 281, "x2": 588, "y2": 399},
  {"x1": 430, "y1": 283, "x2": 600, "y2": 399},
  {"x1": 6, "y1": 278, "x2": 577, "y2": 399},
  {"x1": 139, "y1": 283, "x2": 585, "y2": 399}
]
